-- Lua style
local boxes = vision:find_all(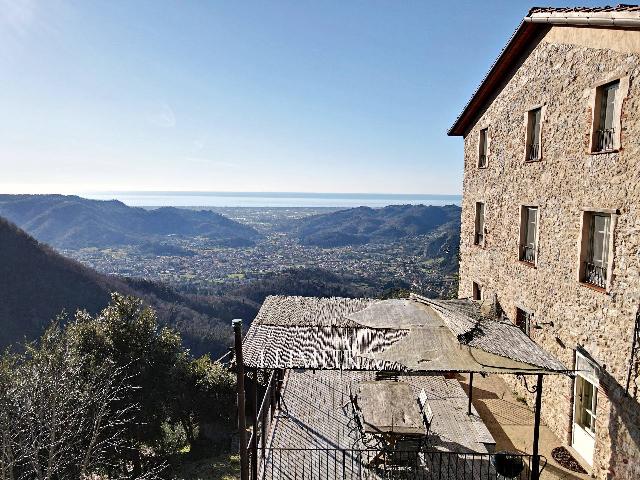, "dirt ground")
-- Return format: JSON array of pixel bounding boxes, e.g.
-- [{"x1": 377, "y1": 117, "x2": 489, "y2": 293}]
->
[{"x1": 456, "y1": 374, "x2": 591, "y2": 480}]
